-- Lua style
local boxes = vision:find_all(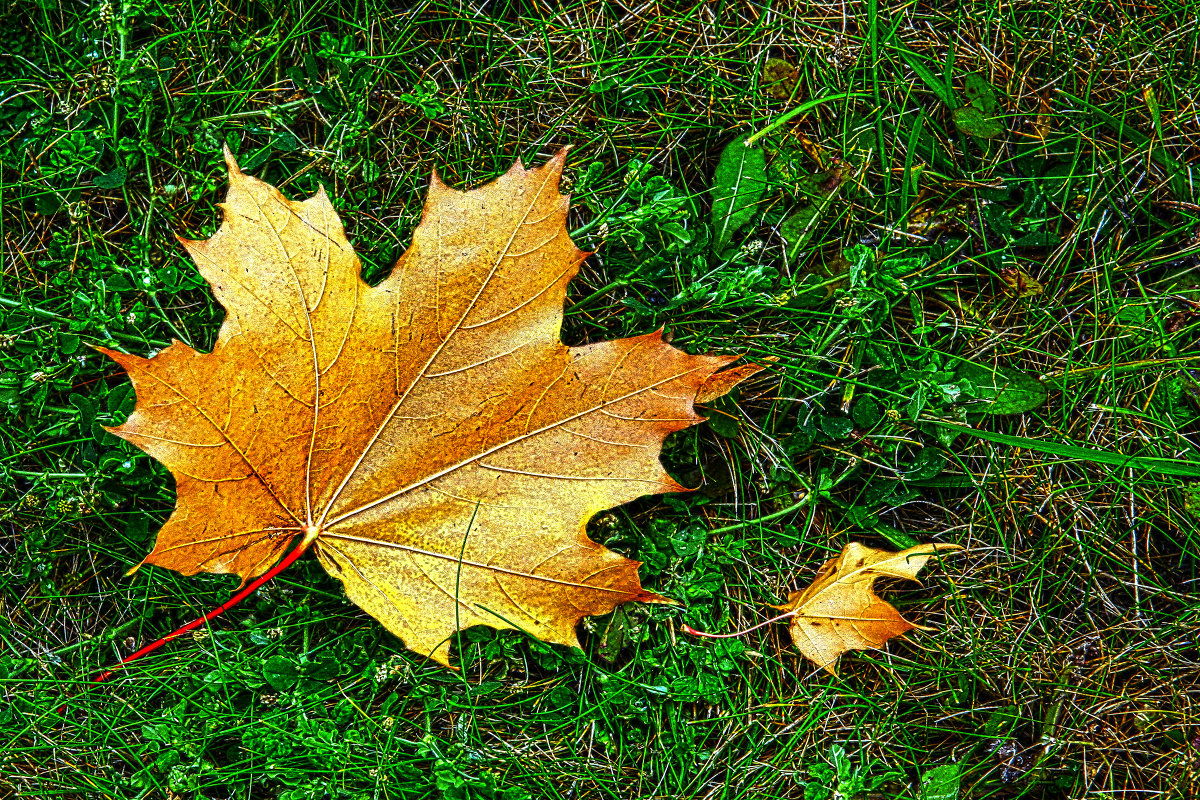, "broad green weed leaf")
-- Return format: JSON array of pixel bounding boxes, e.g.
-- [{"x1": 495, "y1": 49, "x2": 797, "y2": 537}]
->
[
  {"x1": 851, "y1": 397, "x2": 883, "y2": 428},
  {"x1": 782, "y1": 165, "x2": 846, "y2": 265},
  {"x1": 710, "y1": 134, "x2": 768, "y2": 255},
  {"x1": 782, "y1": 205, "x2": 821, "y2": 263},
  {"x1": 69, "y1": 393, "x2": 97, "y2": 429},
  {"x1": 597, "y1": 603, "x2": 635, "y2": 662},
  {"x1": 952, "y1": 106, "x2": 1004, "y2": 139},
  {"x1": 818, "y1": 414, "x2": 853, "y2": 439},
  {"x1": 705, "y1": 393, "x2": 742, "y2": 438},
  {"x1": 1012, "y1": 230, "x2": 1060, "y2": 247},
  {"x1": 918, "y1": 764, "x2": 961, "y2": 800},
  {"x1": 93, "y1": 166, "x2": 127, "y2": 189},
  {"x1": 953, "y1": 73, "x2": 1003, "y2": 138},
  {"x1": 904, "y1": 448, "x2": 946, "y2": 481},
  {"x1": 263, "y1": 654, "x2": 300, "y2": 692},
  {"x1": 955, "y1": 361, "x2": 1047, "y2": 414},
  {"x1": 962, "y1": 73, "x2": 999, "y2": 115}
]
